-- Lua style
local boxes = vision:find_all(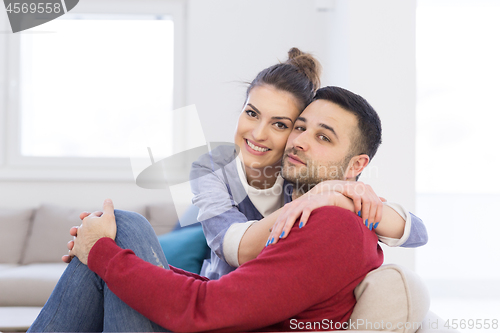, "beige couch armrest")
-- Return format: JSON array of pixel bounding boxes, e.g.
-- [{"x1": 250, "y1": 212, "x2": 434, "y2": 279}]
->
[{"x1": 348, "y1": 264, "x2": 431, "y2": 333}]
